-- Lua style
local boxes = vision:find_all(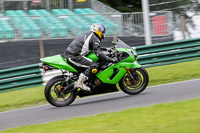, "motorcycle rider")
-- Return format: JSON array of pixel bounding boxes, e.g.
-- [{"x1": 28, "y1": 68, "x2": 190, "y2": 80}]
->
[{"x1": 65, "y1": 23, "x2": 117, "y2": 91}]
